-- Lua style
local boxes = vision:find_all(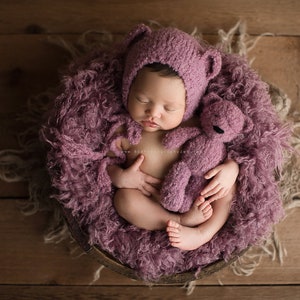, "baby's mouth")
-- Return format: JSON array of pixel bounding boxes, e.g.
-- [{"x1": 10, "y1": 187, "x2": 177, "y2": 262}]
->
[{"x1": 142, "y1": 120, "x2": 159, "y2": 128}]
